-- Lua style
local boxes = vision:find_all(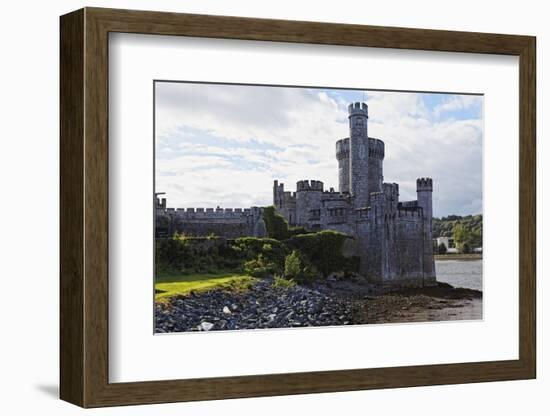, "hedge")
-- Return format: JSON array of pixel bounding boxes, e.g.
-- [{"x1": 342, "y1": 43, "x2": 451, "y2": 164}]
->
[
  {"x1": 262, "y1": 206, "x2": 290, "y2": 240},
  {"x1": 155, "y1": 230, "x2": 356, "y2": 280},
  {"x1": 285, "y1": 230, "x2": 355, "y2": 278}
]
